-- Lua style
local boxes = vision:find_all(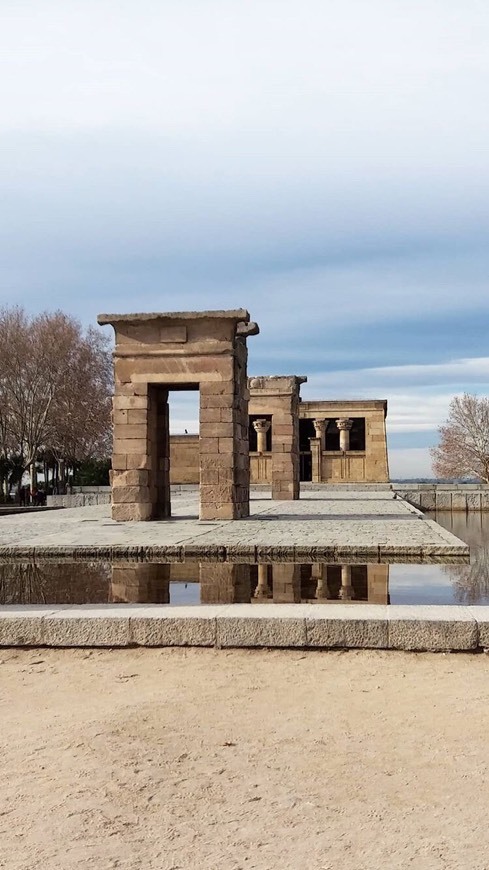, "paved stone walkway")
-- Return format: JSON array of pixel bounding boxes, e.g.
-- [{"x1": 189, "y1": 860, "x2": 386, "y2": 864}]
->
[{"x1": 0, "y1": 491, "x2": 467, "y2": 560}]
